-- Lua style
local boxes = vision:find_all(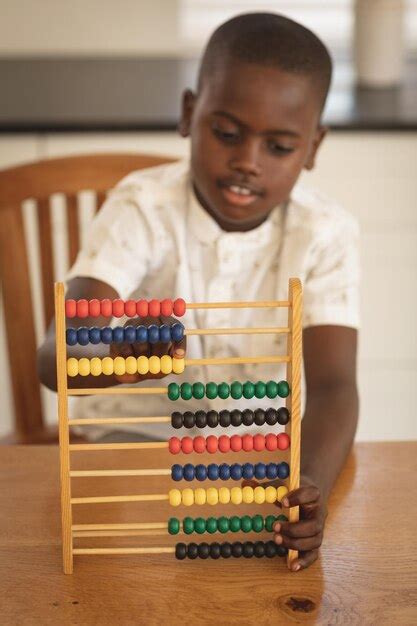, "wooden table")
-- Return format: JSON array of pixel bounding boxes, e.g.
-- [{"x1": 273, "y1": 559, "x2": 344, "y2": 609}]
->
[{"x1": 1, "y1": 442, "x2": 416, "y2": 625}]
